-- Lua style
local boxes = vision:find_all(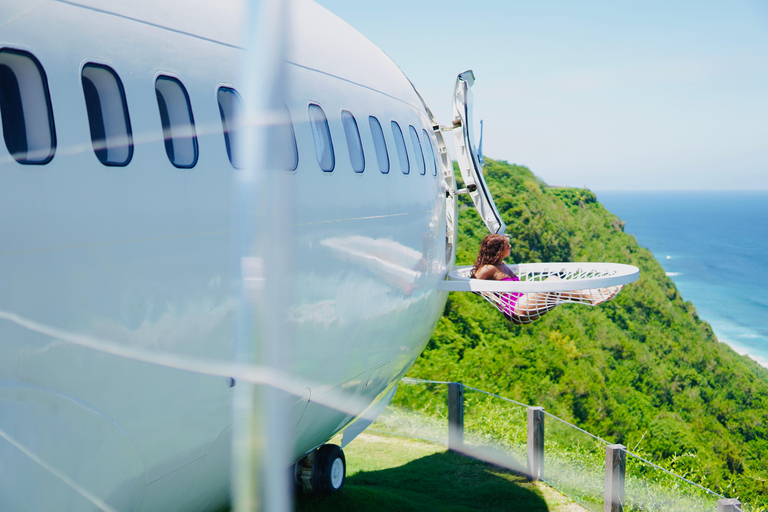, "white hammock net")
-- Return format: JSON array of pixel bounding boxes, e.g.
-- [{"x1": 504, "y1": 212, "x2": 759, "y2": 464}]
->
[
  {"x1": 443, "y1": 263, "x2": 638, "y2": 325},
  {"x1": 476, "y1": 284, "x2": 624, "y2": 325}
]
